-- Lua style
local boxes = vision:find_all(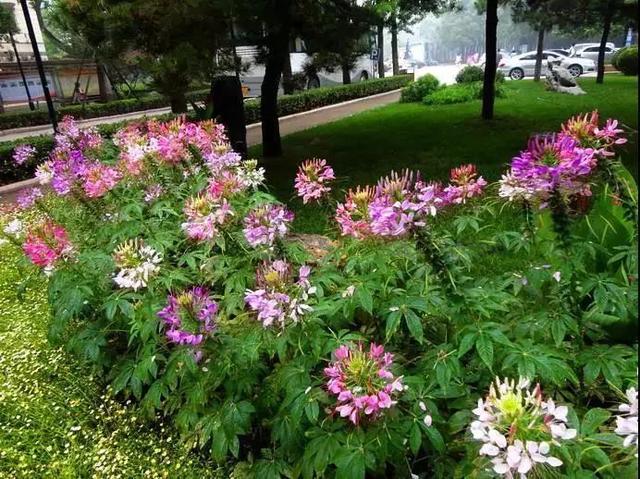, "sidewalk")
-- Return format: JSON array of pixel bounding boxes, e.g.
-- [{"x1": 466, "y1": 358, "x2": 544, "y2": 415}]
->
[{"x1": 0, "y1": 89, "x2": 401, "y2": 203}]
